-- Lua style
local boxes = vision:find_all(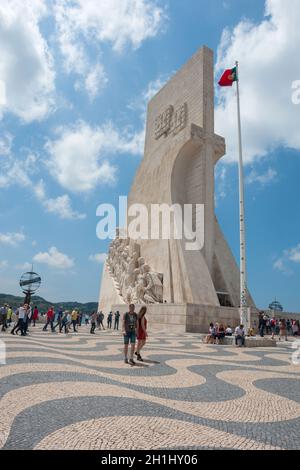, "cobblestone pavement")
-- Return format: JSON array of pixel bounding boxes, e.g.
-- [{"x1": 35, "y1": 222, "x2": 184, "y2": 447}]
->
[{"x1": 0, "y1": 326, "x2": 300, "y2": 450}]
